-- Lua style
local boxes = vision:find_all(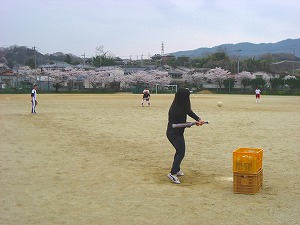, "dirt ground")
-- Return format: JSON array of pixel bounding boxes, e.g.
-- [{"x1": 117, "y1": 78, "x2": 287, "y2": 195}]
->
[{"x1": 0, "y1": 93, "x2": 299, "y2": 225}]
